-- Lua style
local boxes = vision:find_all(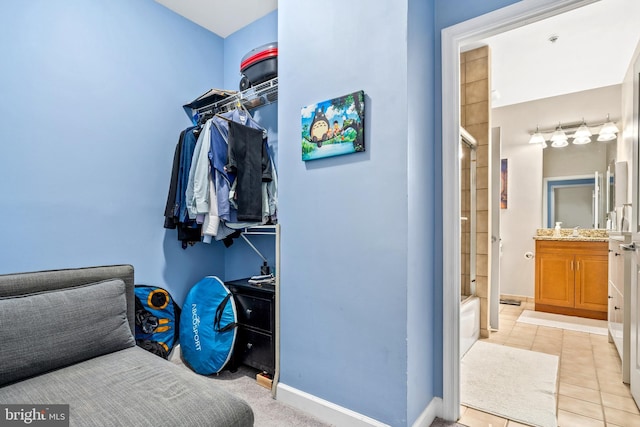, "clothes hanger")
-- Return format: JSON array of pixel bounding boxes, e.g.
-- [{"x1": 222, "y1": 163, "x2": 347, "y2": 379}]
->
[
  {"x1": 214, "y1": 113, "x2": 232, "y2": 122},
  {"x1": 234, "y1": 97, "x2": 252, "y2": 116}
]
